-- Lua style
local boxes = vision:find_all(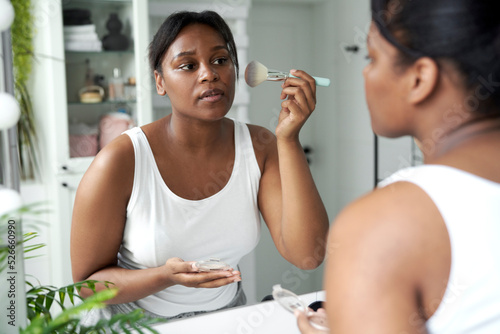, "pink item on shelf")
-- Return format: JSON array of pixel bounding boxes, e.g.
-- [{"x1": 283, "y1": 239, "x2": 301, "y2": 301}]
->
[
  {"x1": 99, "y1": 112, "x2": 134, "y2": 149},
  {"x1": 69, "y1": 134, "x2": 98, "y2": 157}
]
